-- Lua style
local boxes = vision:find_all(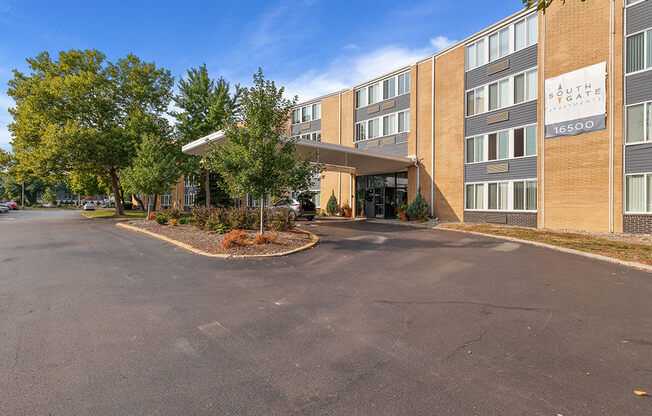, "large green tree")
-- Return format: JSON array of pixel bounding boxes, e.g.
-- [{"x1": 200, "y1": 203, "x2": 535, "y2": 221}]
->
[
  {"x1": 7, "y1": 49, "x2": 174, "y2": 216},
  {"x1": 205, "y1": 68, "x2": 321, "y2": 234},
  {"x1": 120, "y1": 133, "x2": 181, "y2": 211},
  {"x1": 171, "y1": 64, "x2": 241, "y2": 206}
]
